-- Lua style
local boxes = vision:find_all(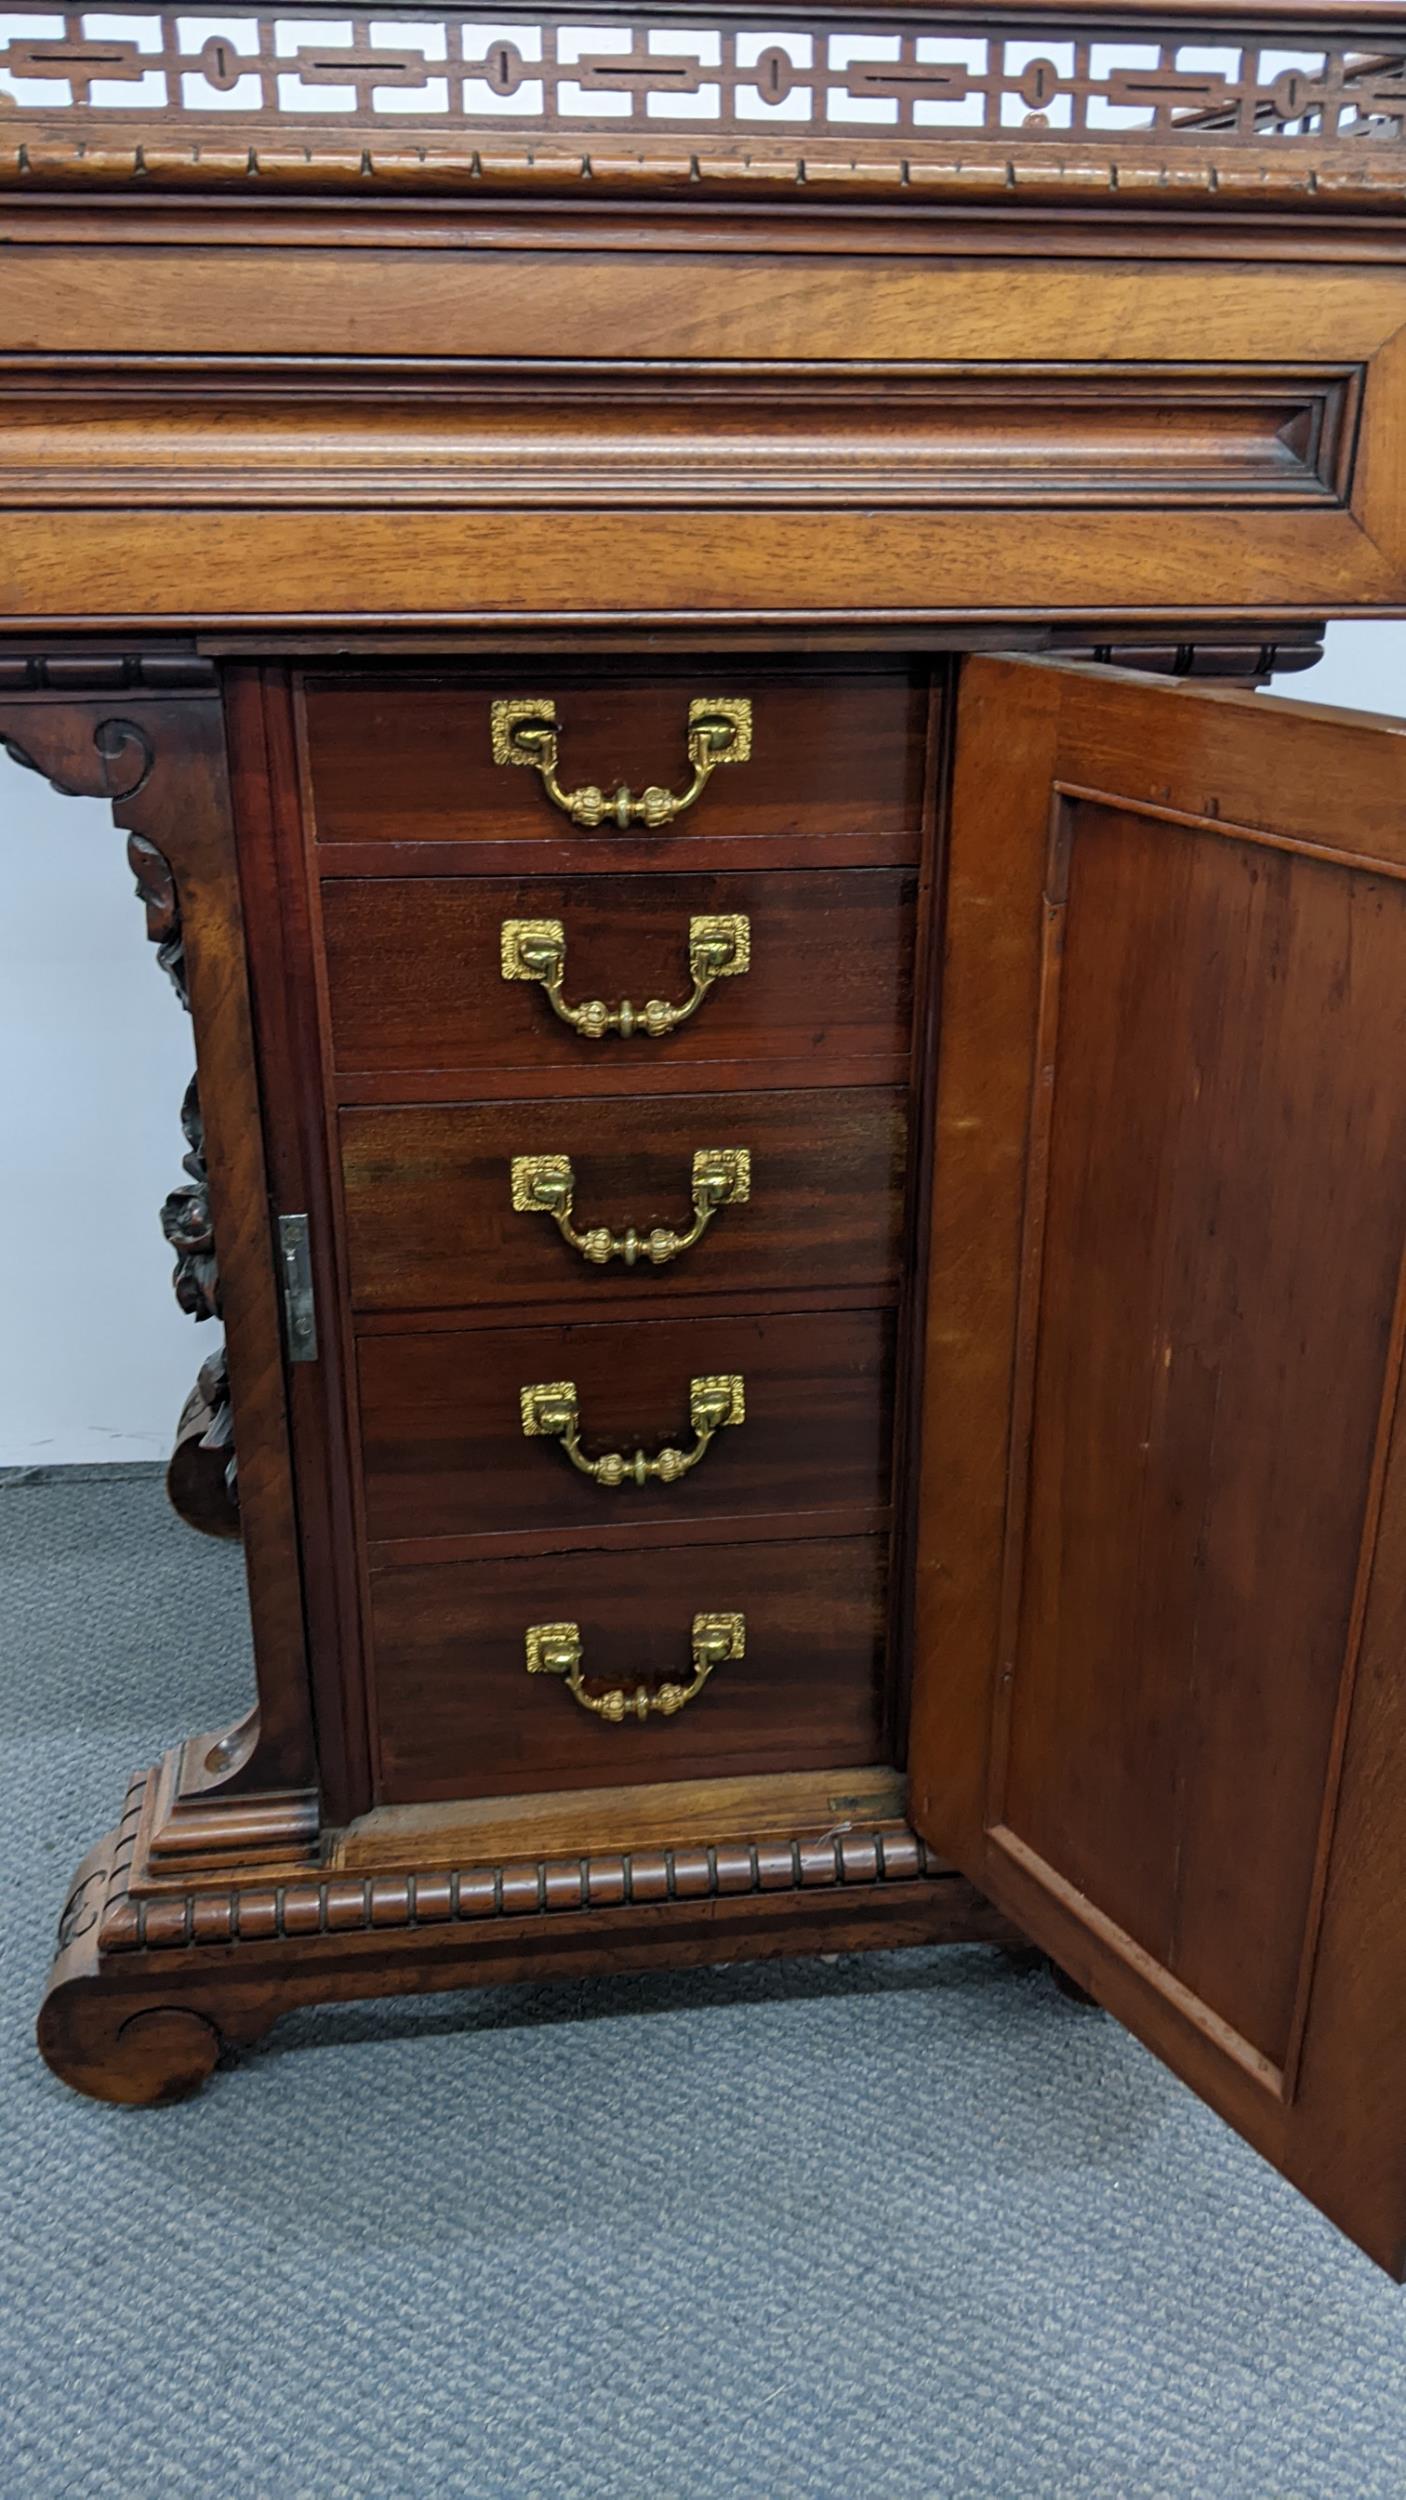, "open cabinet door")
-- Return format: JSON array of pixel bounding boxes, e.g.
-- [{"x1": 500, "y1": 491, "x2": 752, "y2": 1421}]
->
[{"x1": 909, "y1": 655, "x2": 1406, "y2": 2274}]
